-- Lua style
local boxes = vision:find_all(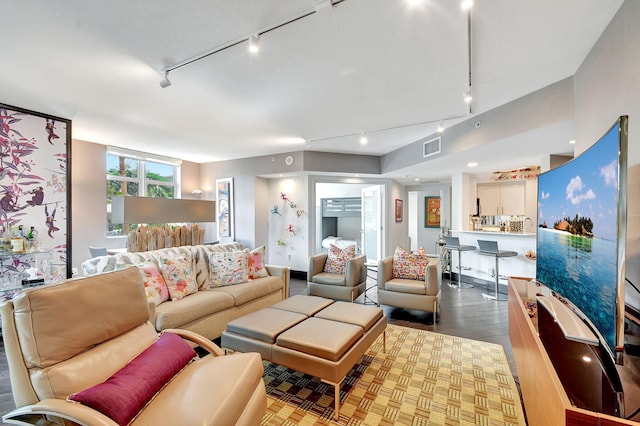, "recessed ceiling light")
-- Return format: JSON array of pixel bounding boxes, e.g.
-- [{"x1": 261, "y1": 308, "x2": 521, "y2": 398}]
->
[
  {"x1": 569, "y1": 139, "x2": 576, "y2": 144},
  {"x1": 359, "y1": 132, "x2": 368, "y2": 145},
  {"x1": 467, "y1": 162, "x2": 478, "y2": 168}
]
